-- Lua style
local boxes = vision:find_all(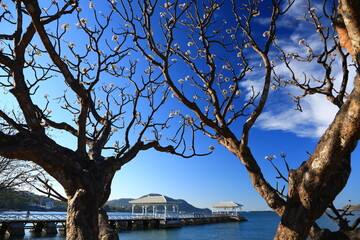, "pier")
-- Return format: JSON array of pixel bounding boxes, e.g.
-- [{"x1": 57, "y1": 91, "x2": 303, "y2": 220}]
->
[
  {"x1": 0, "y1": 197, "x2": 247, "y2": 237},
  {"x1": 0, "y1": 212, "x2": 246, "y2": 237}
]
